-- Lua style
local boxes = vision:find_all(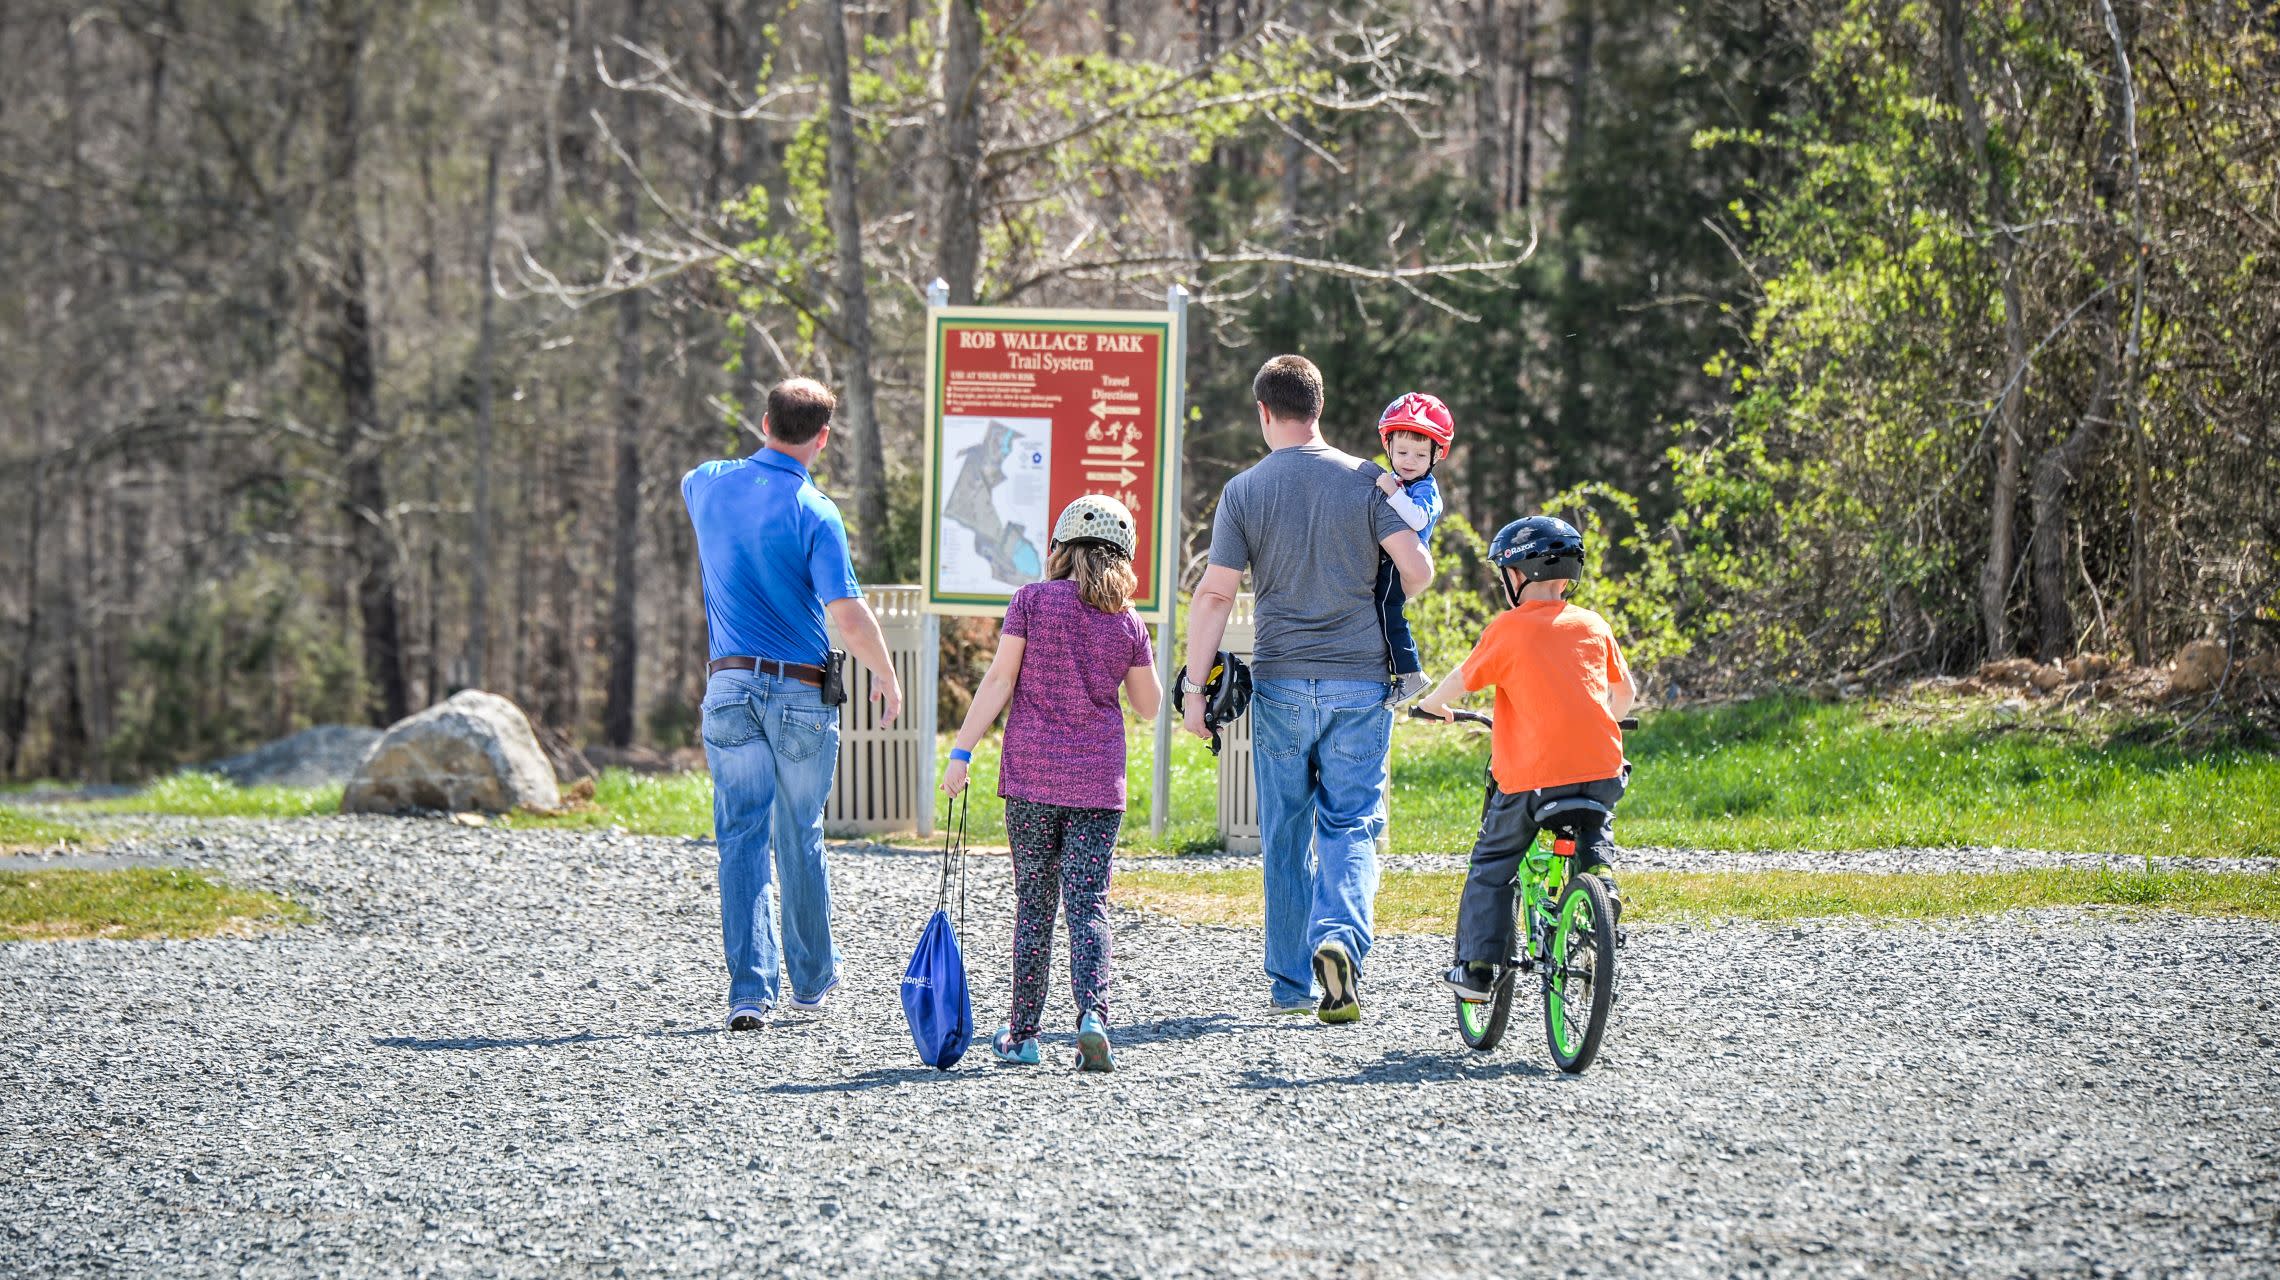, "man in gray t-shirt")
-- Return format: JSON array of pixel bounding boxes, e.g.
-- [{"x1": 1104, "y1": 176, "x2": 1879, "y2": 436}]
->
[{"x1": 1183, "y1": 355, "x2": 1434, "y2": 1023}]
